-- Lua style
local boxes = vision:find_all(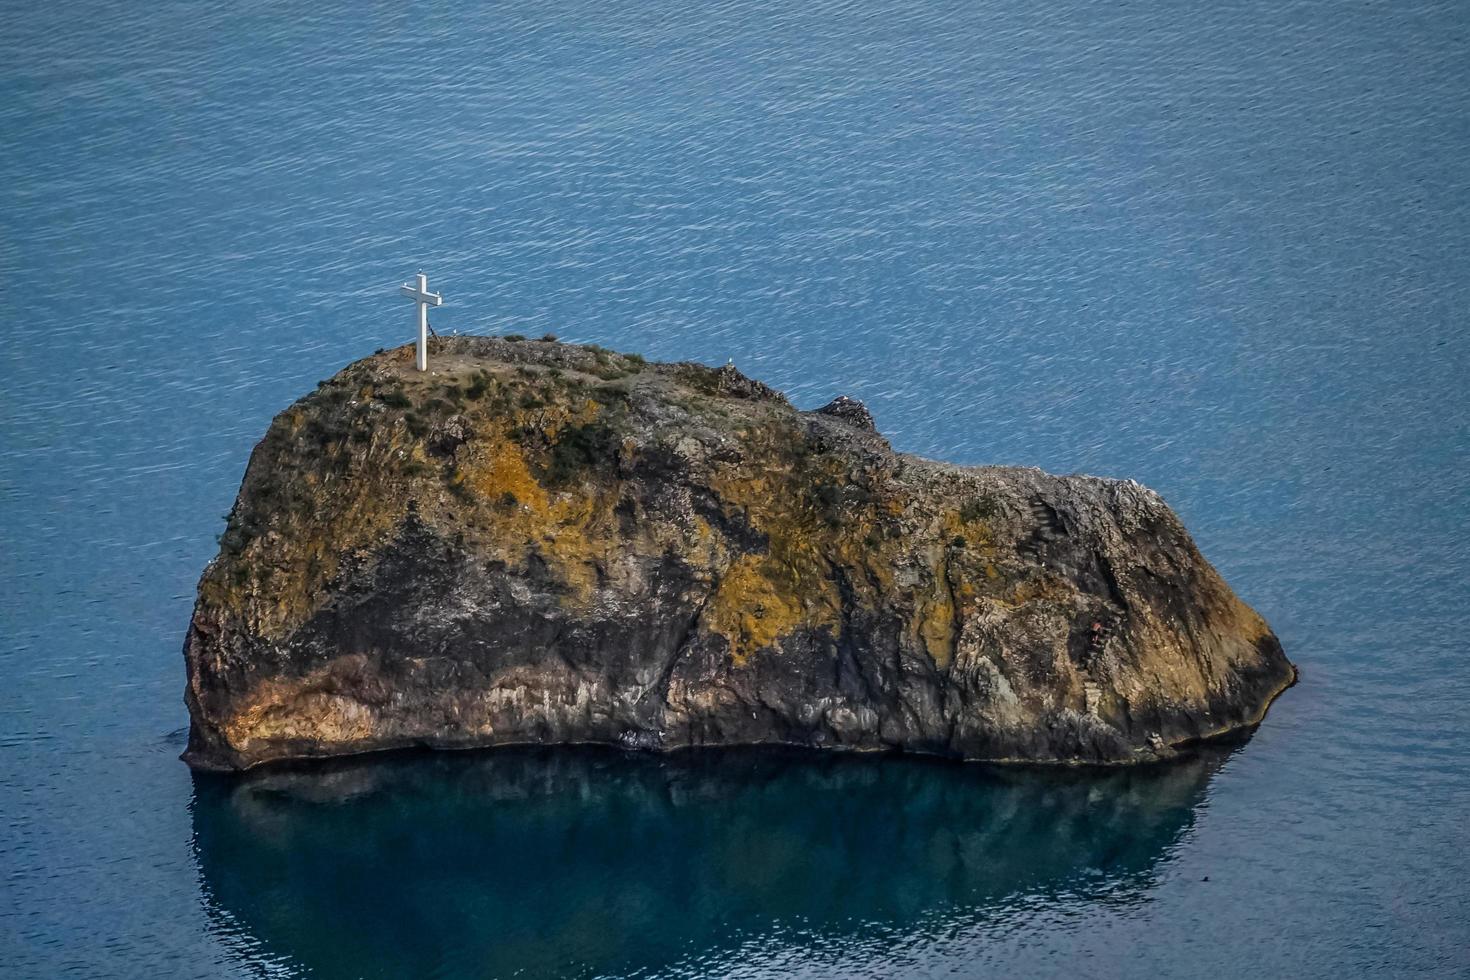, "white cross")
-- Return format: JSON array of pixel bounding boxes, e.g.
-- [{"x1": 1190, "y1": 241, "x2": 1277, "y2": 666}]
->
[{"x1": 400, "y1": 272, "x2": 443, "y2": 371}]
